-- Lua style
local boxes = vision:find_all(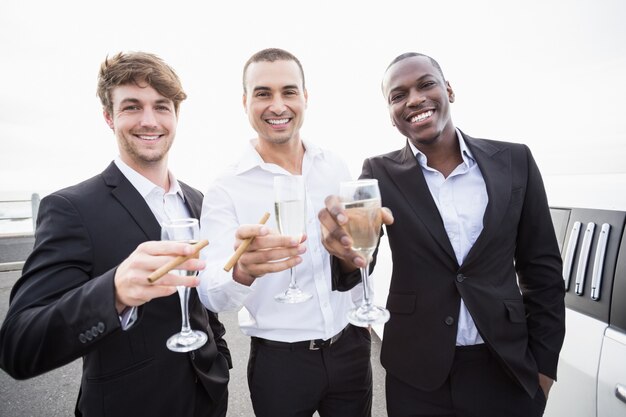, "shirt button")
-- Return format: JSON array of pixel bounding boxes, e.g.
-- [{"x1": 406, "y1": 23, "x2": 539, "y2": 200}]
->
[
  {"x1": 456, "y1": 274, "x2": 465, "y2": 283},
  {"x1": 445, "y1": 316, "x2": 455, "y2": 326}
]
